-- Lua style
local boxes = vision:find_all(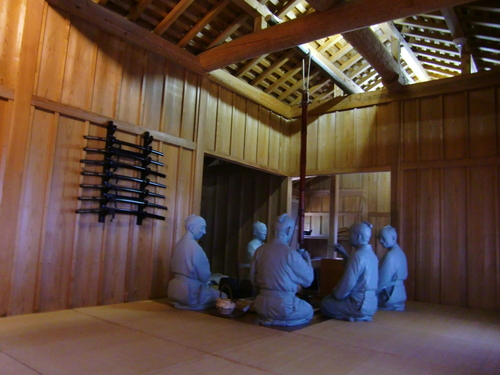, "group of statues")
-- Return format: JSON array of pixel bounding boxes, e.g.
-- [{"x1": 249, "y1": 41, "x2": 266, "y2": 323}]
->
[{"x1": 167, "y1": 213, "x2": 408, "y2": 326}]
